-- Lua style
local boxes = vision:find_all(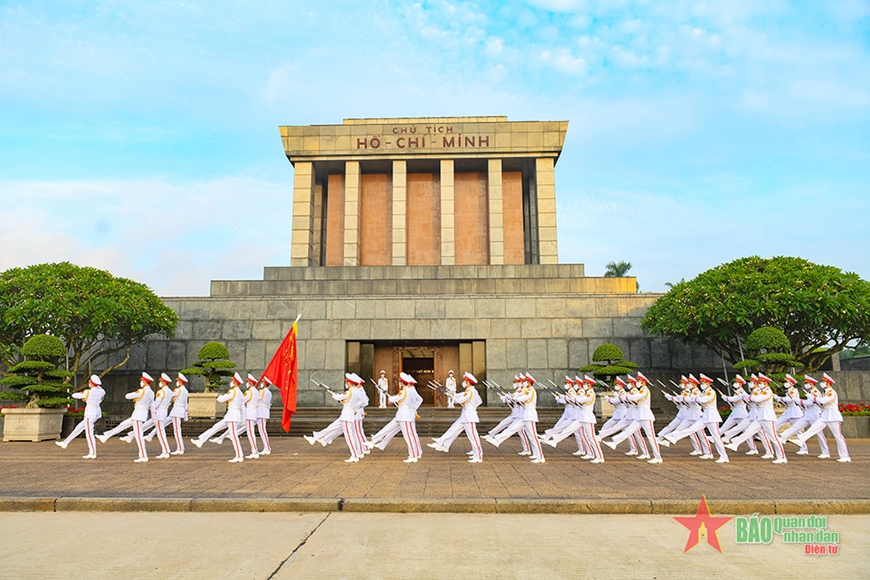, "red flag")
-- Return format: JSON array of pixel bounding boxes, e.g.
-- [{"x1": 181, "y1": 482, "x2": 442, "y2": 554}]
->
[{"x1": 262, "y1": 321, "x2": 298, "y2": 432}]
